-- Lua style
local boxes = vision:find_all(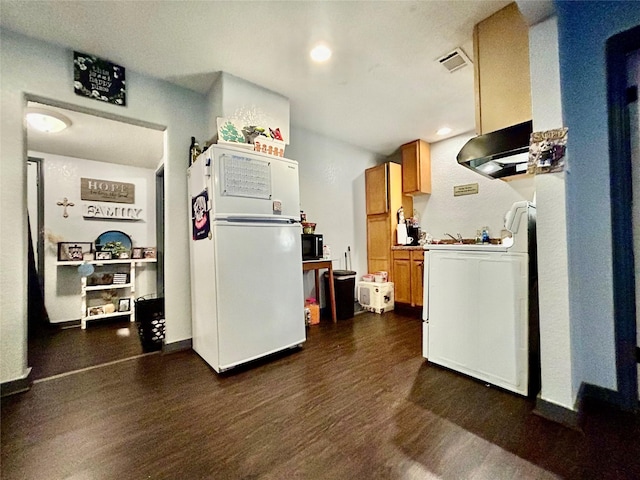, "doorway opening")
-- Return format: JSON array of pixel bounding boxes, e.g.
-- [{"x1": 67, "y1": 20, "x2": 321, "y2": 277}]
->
[
  {"x1": 607, "y1": 24, "x2": 640, "y2": 410},
  {"x1": 26, "y1": 99, "x2": 166, "y2": 381}
]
